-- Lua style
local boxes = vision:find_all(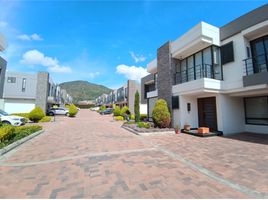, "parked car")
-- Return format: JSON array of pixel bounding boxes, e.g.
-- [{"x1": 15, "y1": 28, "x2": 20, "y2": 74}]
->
[
  {"x1": 0, "y1": 109, "x2": 26, "y2": 126},
  {"x1": 99, "y1": 108, "x2": 114, "y2": 115},
  {"x1": 47, "y1": 107, "x2": 69, "y2": 116}
]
